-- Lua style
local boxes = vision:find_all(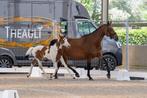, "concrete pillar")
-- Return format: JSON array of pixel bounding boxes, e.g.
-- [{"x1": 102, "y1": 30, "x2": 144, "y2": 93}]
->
[
  {"x1": 67, "y1": 0, "x2": 73, "y2": 38},
  {"x1": 101, "y1": 0, "x2": 109, "y2": 24}
]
